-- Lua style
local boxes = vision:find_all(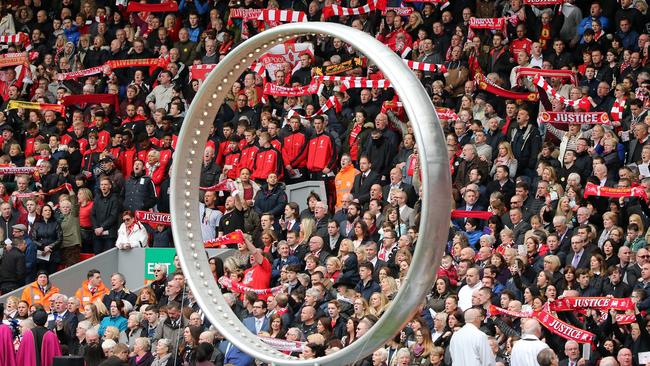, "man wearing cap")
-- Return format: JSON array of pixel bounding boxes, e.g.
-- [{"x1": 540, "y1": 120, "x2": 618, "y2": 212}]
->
[{"x1": 13, "y1": 224, "x2": 37, "y2": 283}]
